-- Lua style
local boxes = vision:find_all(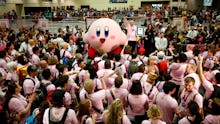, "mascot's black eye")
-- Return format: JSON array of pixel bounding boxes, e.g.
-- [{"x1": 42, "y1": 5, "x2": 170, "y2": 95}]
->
[
  {"x1": 96, "y1": 27, "x2": 100, "y2": 37},
  {"x1": 104, "y1": 26, "x2": 109, "y2": 37}
]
